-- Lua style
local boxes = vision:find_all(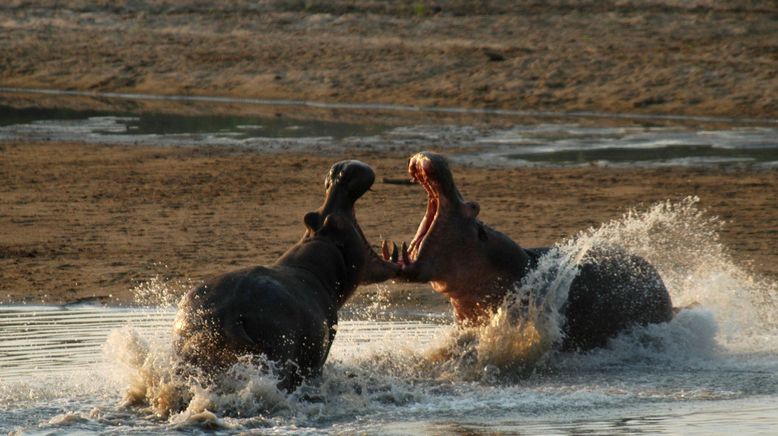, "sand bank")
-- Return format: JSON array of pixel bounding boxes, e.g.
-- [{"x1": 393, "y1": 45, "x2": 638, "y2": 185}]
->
[{"x1": 1, "y1": 141, "x2": 775, "y2": 305}]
